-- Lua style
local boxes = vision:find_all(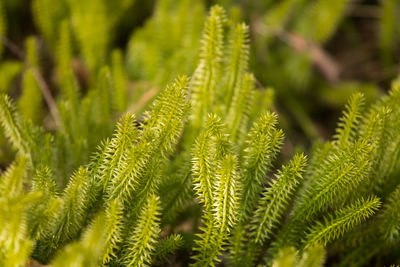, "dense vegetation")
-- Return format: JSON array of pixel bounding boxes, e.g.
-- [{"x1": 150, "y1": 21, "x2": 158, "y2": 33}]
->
[{"x1": 0, "y1": 0, "x2": 399, "y2": 266}]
